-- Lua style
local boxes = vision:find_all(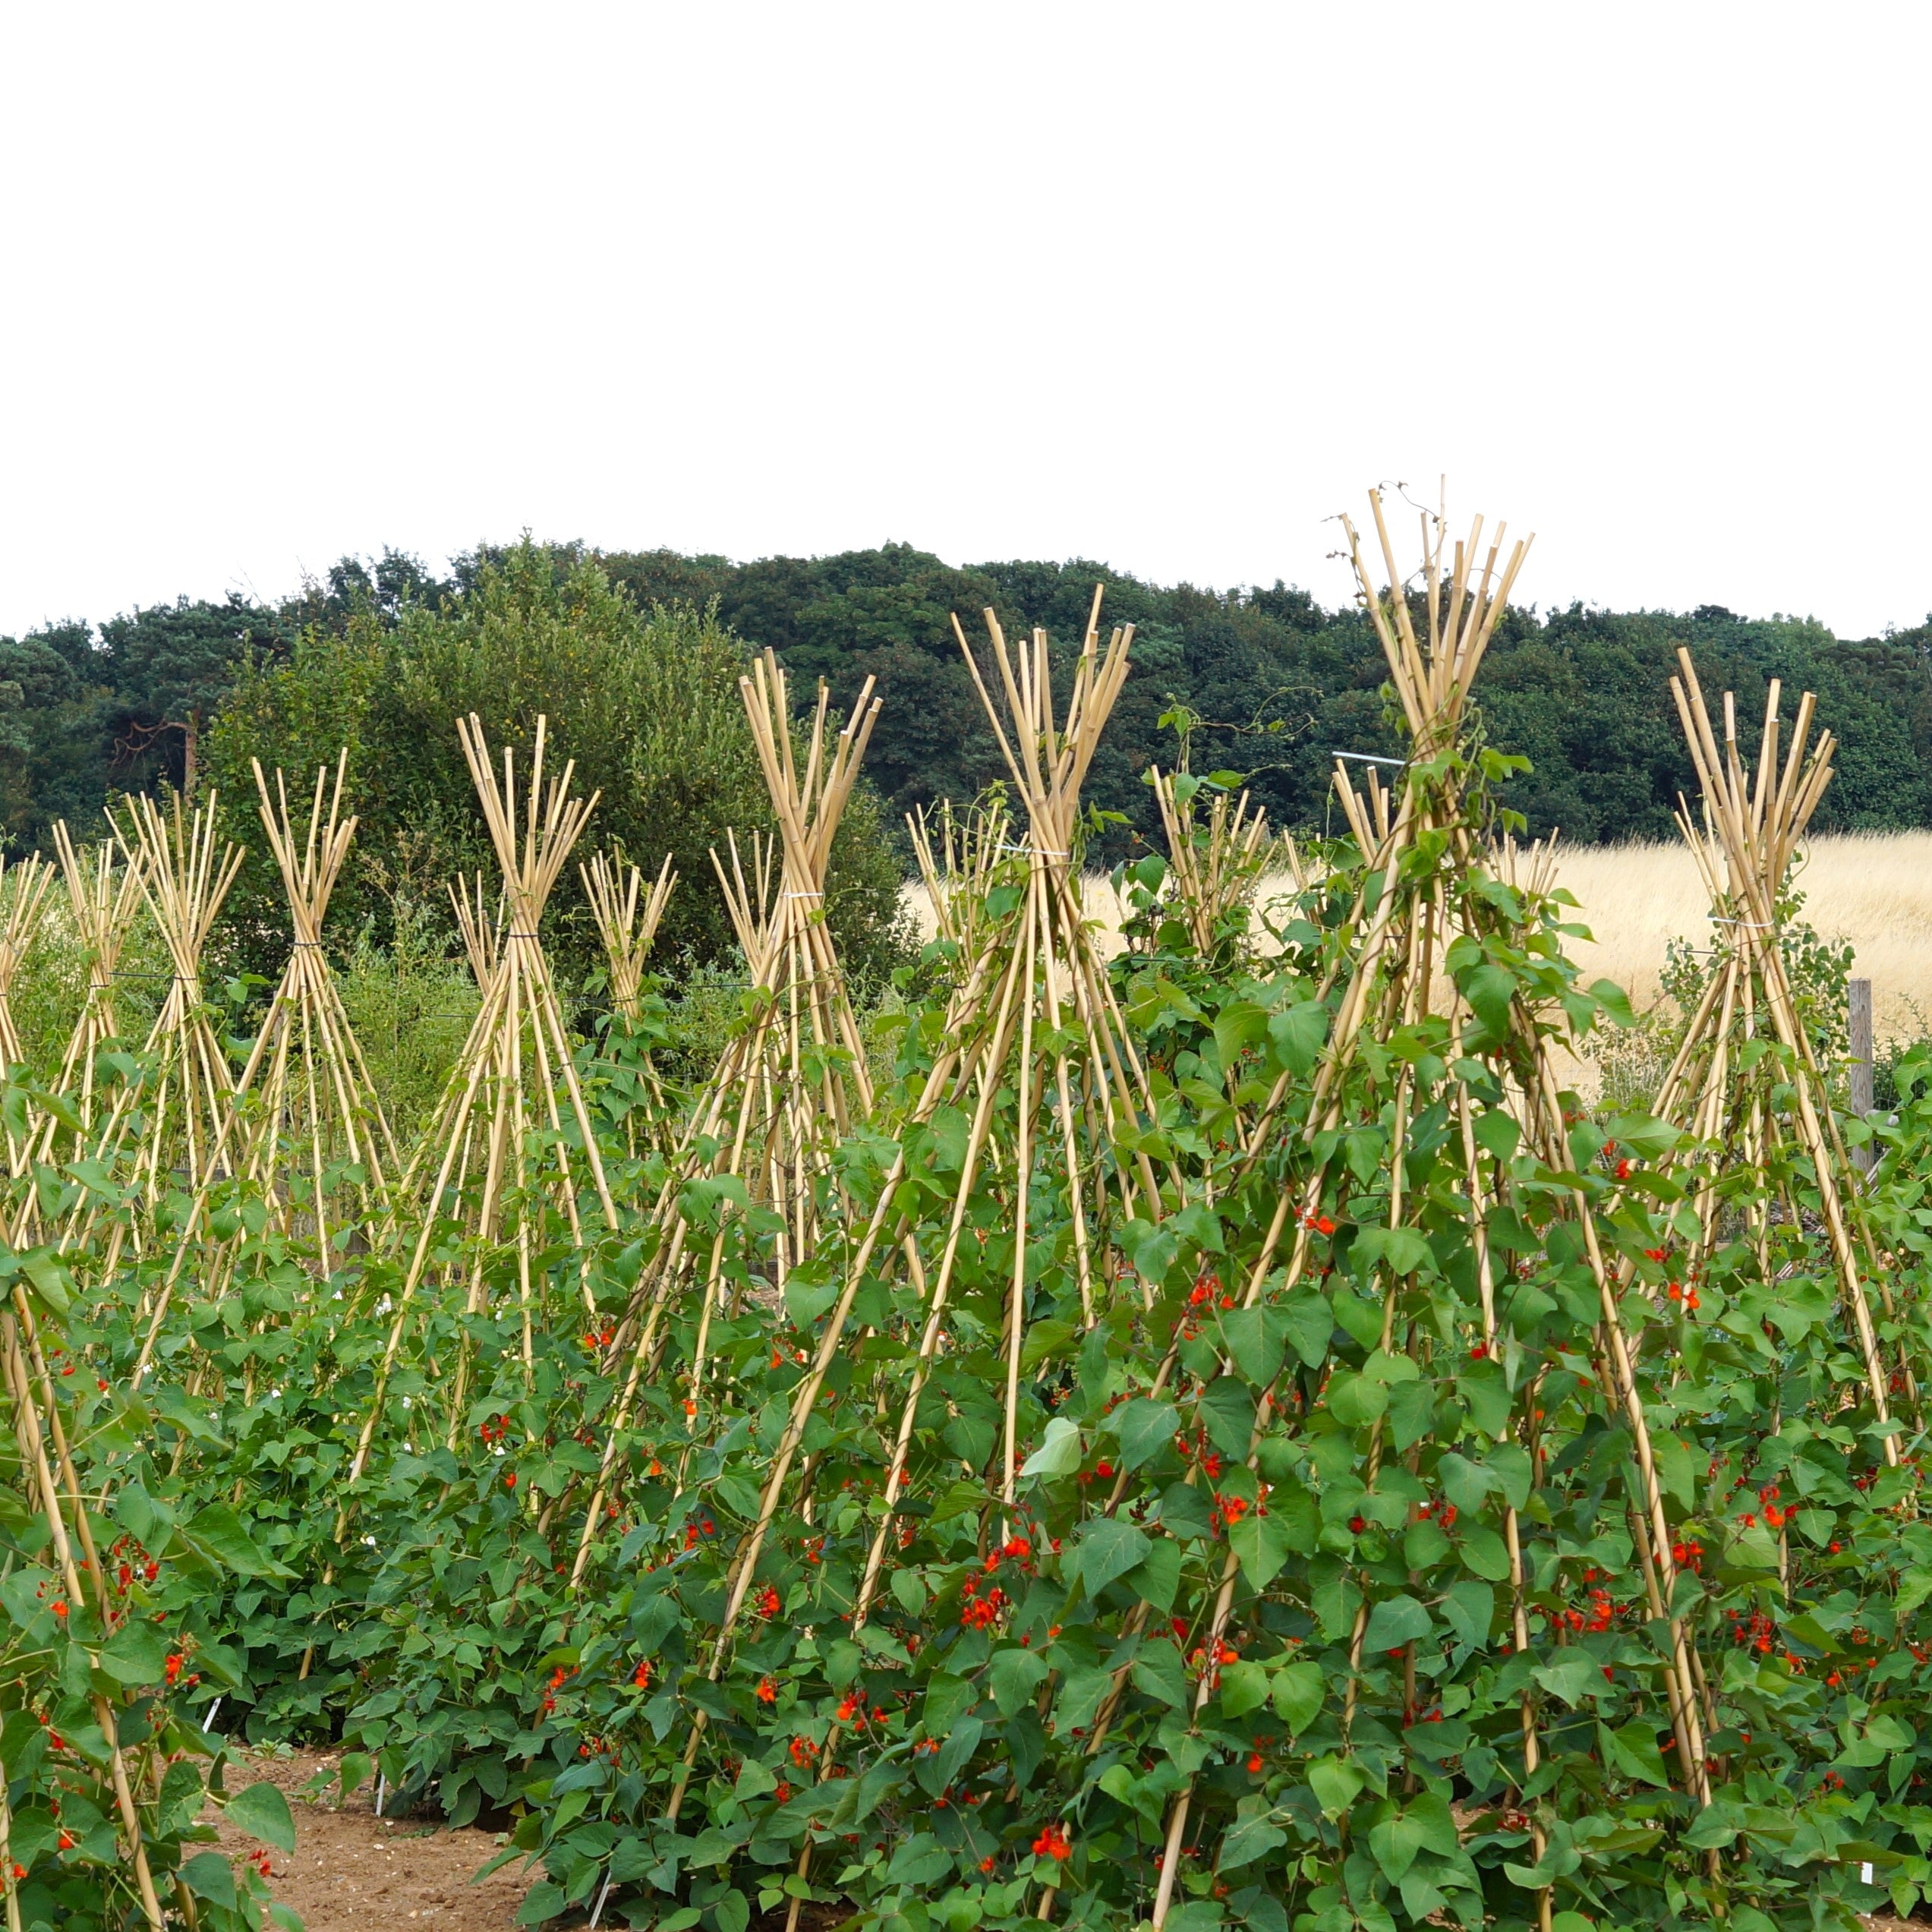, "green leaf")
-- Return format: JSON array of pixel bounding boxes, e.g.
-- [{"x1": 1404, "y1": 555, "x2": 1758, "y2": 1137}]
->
[
  {"x1": 1214, "y1": 1001, "x2": 1271, "y2": 1076},
  {"x1": 1460, "y1": 962, "x2": 1518, "y2": 1046},
  {"x1": 1271, "y1": 1659, "x2": 1324, "y2": 1732},
  {"x1": 987, "y1": 1646, "x2": 1048, "y2": 1718},
  {"x1": 184, "y1": 1502, "x2": 288, "y2": 1577},
  {"x1": 1020, "y1": 1416, "x2": 1082, "y2": 1479},
  {"x1": 1533, "y1": 1650, "x2": 1606, "y2": 1708},
  {"x1": 1361, "y1": 1593, "x2": 1431, "y2": 1650},
  {"x1": 517, "y1": 1883, "x2": 568, "y2": 1926},
  {"x1": 1458, "y1": 1527, "x2": 1511, "y2": 1581},
  {"x1": 1601, "y1": 1718, "x2": 1672, "y2": 1788},
  {"x1": 1386, "y1": 1377, "x2": 1436, "y2": 1451},
  {"x1": 1351, "y1": 1225, "x2": 1436, "y2": 1280},
  {"x1": 1131, "y1": 1644, "x2": 1190, "y2": 1709},
  {"x1": 1268, "y1": 998, "x2": 1328, "y2": 1074},
  {"x1": 181, "y1": 1852, "x2": 238, "y2": 1909},
  {"x1": 1279, "y1": 1291, "x2": 1334, "y2": 1368},
  {"x1": 1654, "y1": 1433, "x2": 1695, "y2": 1511},
  {"x1": 782, "y1": 1275, "x2": 837, "y2": 1330},
  {"x1": 1020, "y1": 1319, "x2": 1079, "y2": 1374},
  {"x1": 1218, "y1": 1306, "x2": 1284, "y2": 1386},
  {"x1": 1308, "y1": 1754, "x2": 1365, "y2": 1818},
  {"x1": 19, "y1": 1252, "x2": 69, "y2": 1317},
  {"x1": 1219, "y1": 1811, "x2": 1287, "y2": 1871},
  {"x1": 1436, "y1": 1452, "x2": 1495, "y2": 1515},
  {"x1": 1198, "y1": 1377, "x2": 1256, "y2": 1457},
  {"x1": 227, "y1": 1780, "x2": 297, "y2": 1854},
  {"x1": 98, "y1": 1622, "x2": 171, "y2": 1687},
  {"x1": 1603, "y1": 1111, "x2": 1678, "y2": 1158},
  {"x1": 1439, "y1": 1581, "x2": 1493, "y2": 1649},
  {"x1": 337, "y1": 1751, "x2": 373, "y2": 1801},
  {"x1": 1075, "y1": 1518, "x2": 1152, "y2": 1598},
  {"x1": 1367, "y1": 1808, "x2": 1432, "y2": 1883},
  {"x1": 1229, "y1": 1510, "x2": 1294, "y2": 1590},
  {"x1": 1166, "y1": 1906, "x2": 1224, "y2": 1932},
  {"x1": 1325, "y1": 1371, "x2": 1385, "y2": 1428},
  {"x1": 1218, "y1": 1660, "x2": 1272, "y2": 1718},
  {"x1": 1108, "y1": 1397, "x2": 1180, "y2": 1472},
  {"x1": 1121, "y1": 1538, "x2": 1183, "y2": 1612}
]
